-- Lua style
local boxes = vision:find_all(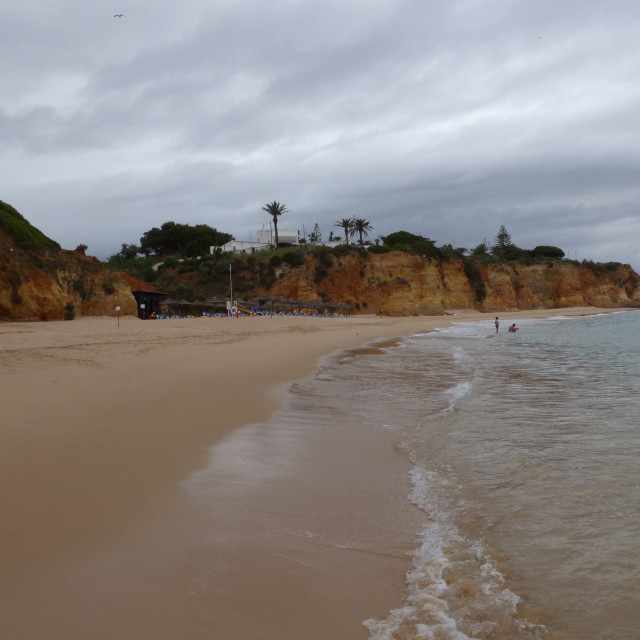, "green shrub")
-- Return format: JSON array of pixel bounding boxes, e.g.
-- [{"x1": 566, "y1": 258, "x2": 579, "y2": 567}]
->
[
  {"x1": 500, "y1": 246, "x2": 532, "y2": 261},
  {"x1": 73, "y1": 279, "x2": 89, "y2": 299},
  {"x1": 411, "y1": 241, "x2": 440, "y2": 259},
  {"x1": 103, "y1": 254, "x2": 158, "y2": 283},
  {"x1": 367, "y1": 244, "x2": 390, "y2": 254},
  {"x1": 383, "y1": 231, "x2": 431, "y2": 247},
  {"x1": 314, "y1": 264, "x2": 329, "y2": 283},
  {"x1": 463, "y1": 258, "x2": 486, "y2": 305},
  {"x1": 178, "y1": 263, "x2": 197, "y2": 275},
  {"x1": 260, "y1": 273, "x2": 276, "y2": 289},
  {"x1": 532, "y1": 245, "x2": 565, "y2": 258},
  {"x1": 314, "y1": 246, "x2": 334, "y2": 268},
  {"x1": 64, "y1": 304, "x2": 76, "y2": 320},
  {"x1": 0, "y1": 200, "x2": 60, "y2": 251},
  {"x1": 331, "y1": 244, "x2": 352, "y2": 257},
  {"x1": 439, "y1": 244, "x2": 466, "y2": 259},
  {"x1": 582, "y1": 260, "x2": 621, "y2": 276},
  {"x1": 7, "y1": 271, "x2": 21, "y2": 288},
  {"x1": 282, "y1": 251, "x2": 304, "y2": 267}
]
